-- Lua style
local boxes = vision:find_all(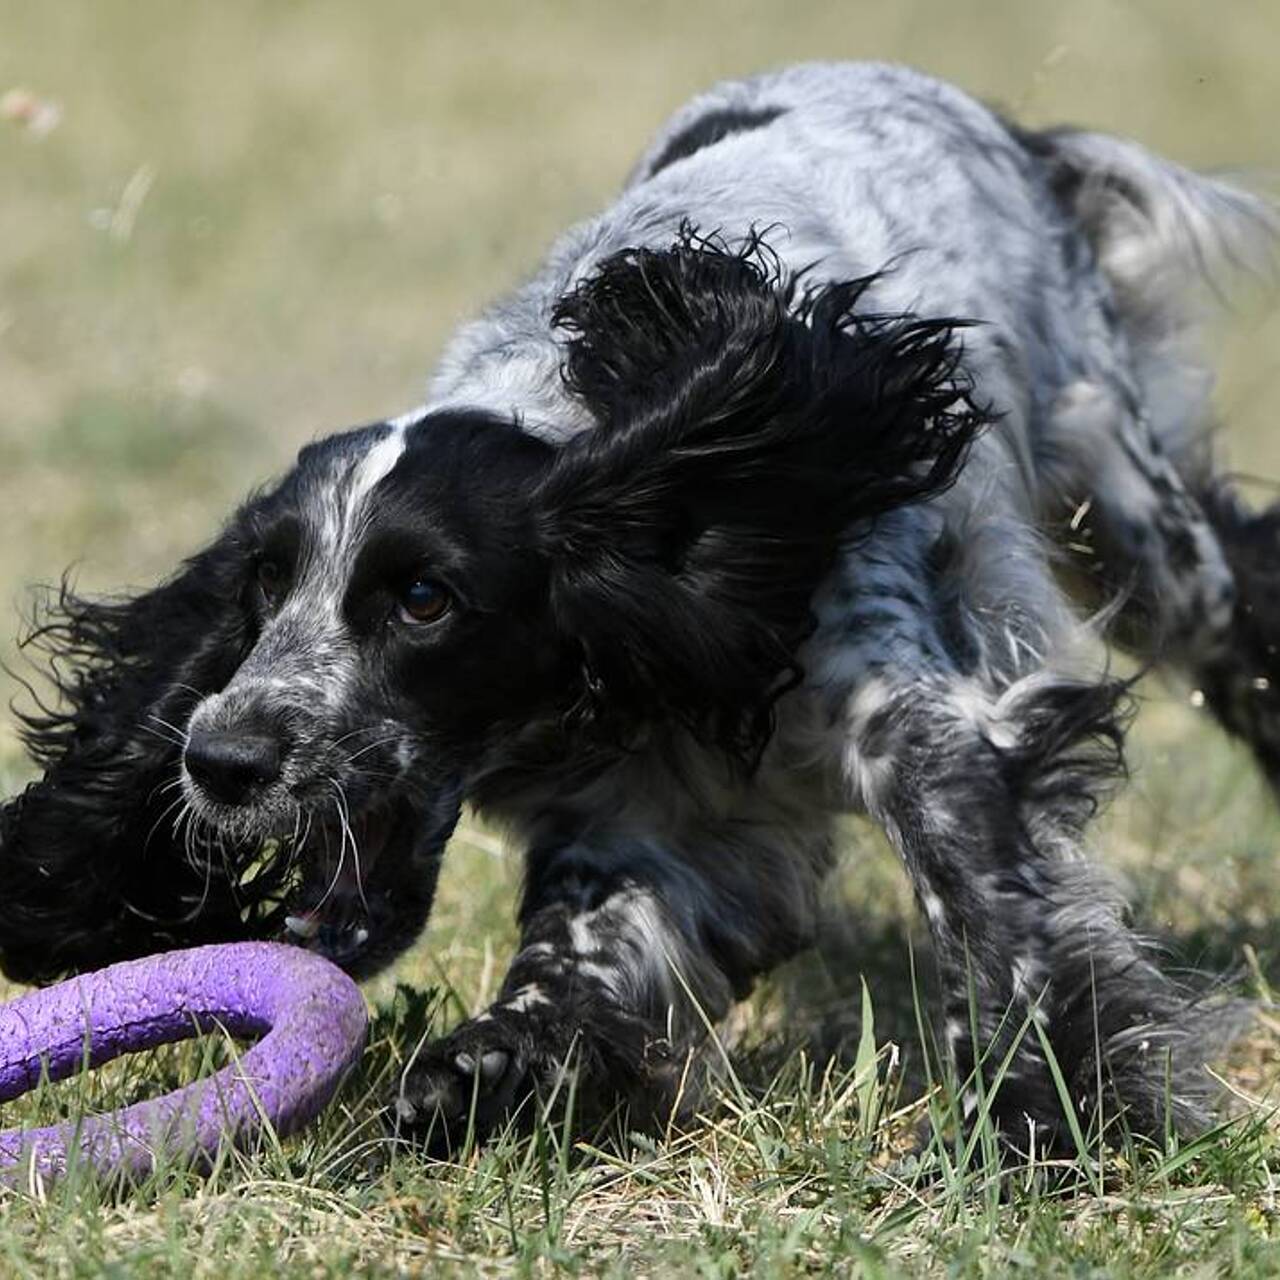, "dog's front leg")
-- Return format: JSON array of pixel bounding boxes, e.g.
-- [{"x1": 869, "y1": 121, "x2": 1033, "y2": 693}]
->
[{"x1": 394, "y1": 824, "x2": 829, "y2": 1150}]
